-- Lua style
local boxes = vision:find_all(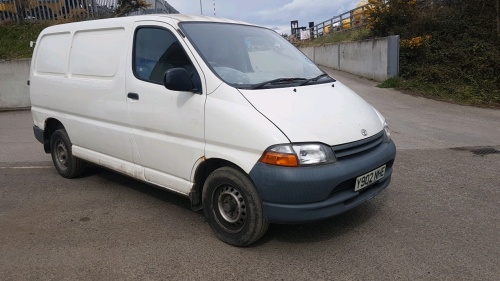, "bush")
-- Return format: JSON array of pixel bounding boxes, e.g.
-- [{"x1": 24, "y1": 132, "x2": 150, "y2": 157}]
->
[
  {"x1": 368, "y1": 0, "x2": 500, "y2": 107},
  {"x1": 0, "y1": 22, "x2": 50, "y2": 59}
]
